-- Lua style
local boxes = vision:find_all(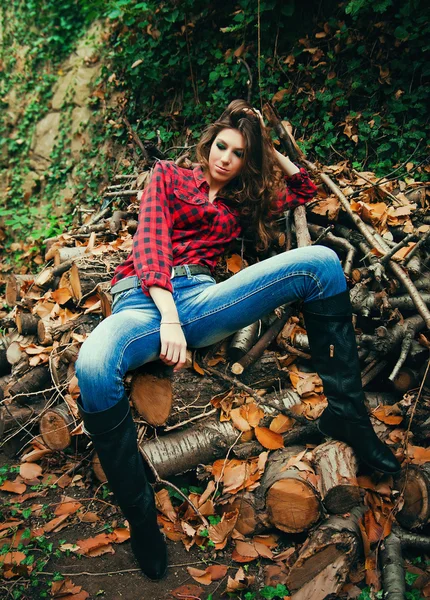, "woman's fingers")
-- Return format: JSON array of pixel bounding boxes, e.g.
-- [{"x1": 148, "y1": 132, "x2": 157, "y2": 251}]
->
[{"x1": 159, "y1": 323, "x2": 187, "y2": 369}]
